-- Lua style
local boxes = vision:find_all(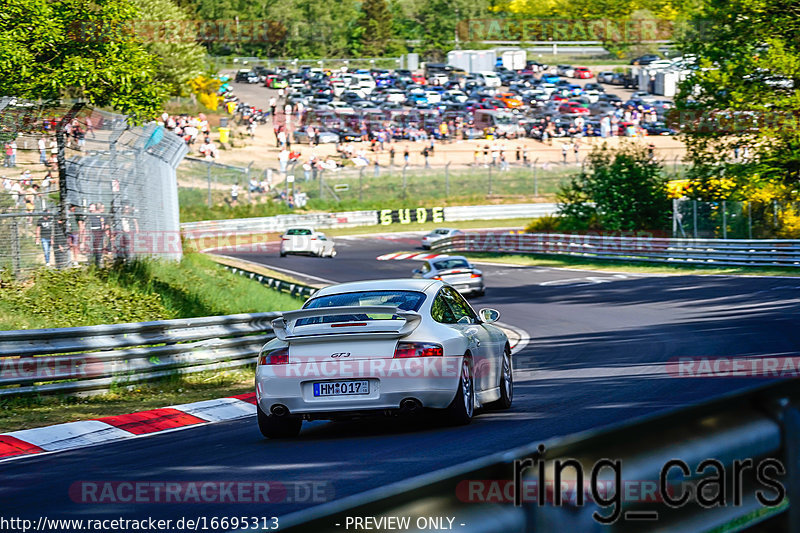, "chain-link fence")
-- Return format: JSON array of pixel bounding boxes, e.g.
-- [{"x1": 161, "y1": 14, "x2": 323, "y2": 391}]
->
[
  {"x1": 177, "y1": 154, "x2": 692, "y2": 214},
  {"x1": 673, "y1": 199, "x2": 800, "y2": 239},
  {"x1": 0, "y1": 98, "x2": 187, "y2": 276}
]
